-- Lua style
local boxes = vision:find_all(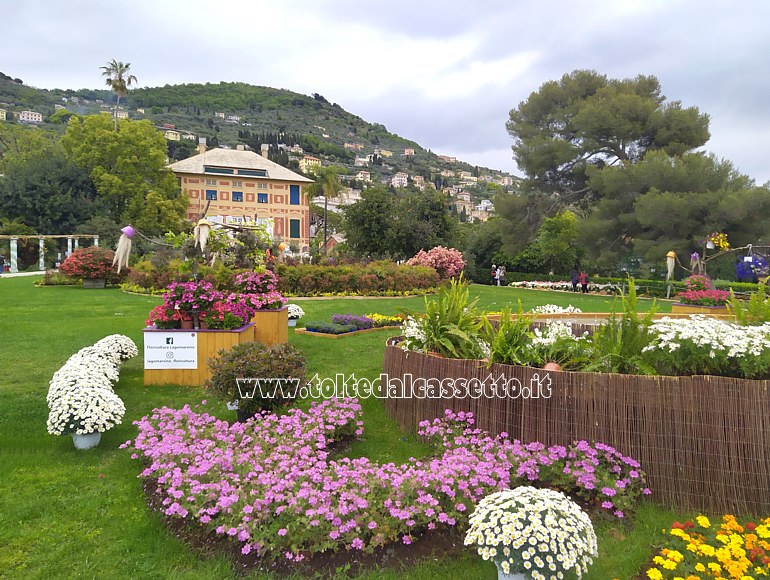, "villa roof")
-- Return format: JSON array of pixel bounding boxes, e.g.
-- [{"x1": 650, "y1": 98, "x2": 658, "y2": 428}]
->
[{"x1": 168, "y1": 148, "x2": 313, "y2": 183}]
